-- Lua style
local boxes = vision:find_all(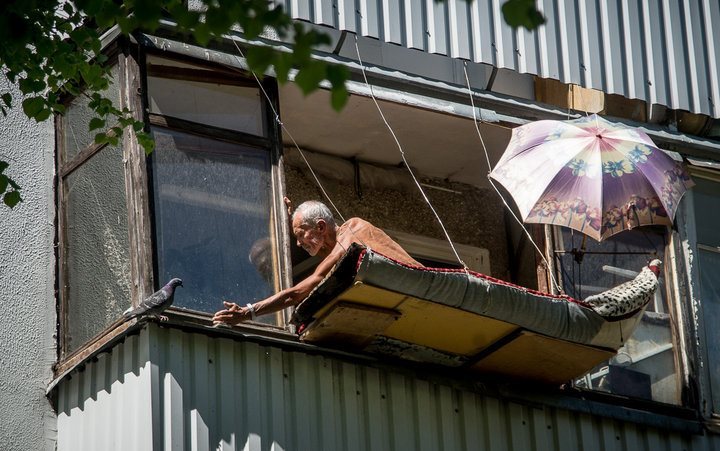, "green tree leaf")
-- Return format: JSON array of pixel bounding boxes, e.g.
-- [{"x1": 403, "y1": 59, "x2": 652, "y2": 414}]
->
[
  {"x1": 22, "y1": 97, "x2": 46, "y2": 119},
  {"x1": 273, "y1": 52, "x2": 293, "y2": 84},
  {"x1": 18, "y1": 78, "x2": 46, "y2": 94},
  {"x1": 502, "y1": 0, "x2": 546, "y2": 30},
  {"x1": 94, "y1": 132, "x2": 110, "y2": 145},
  {"x1": 34, "y1": 108, "x2": 51, "y2": 122},
  {"x1": 137, "y1": 132, "x2": 155, "y2": 155},
  {"x1": 330, "y1": 85, "x2": 349, "y2": 111},
  {"x1": 89, "y1": 117, "x2": 106, "y2": 131},
  {"x1": 295, "y1": 61, "x2": 326, "y2": 95},
  {"x1": 1, "y1": 93, "x2": 11, "y2": 108},
  {"x1": 4, "y1": 190, "x2": 21, "y2": 208},
  {"x1": 246, "y1": 47, "x2": 275, "y2": 77}
]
